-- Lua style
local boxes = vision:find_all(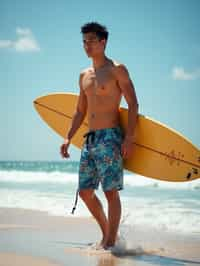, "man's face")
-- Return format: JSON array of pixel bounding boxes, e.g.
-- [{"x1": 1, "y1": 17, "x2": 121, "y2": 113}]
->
[{"x1": 83, "y1": 32, "x2": 106, "y2": 58}]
